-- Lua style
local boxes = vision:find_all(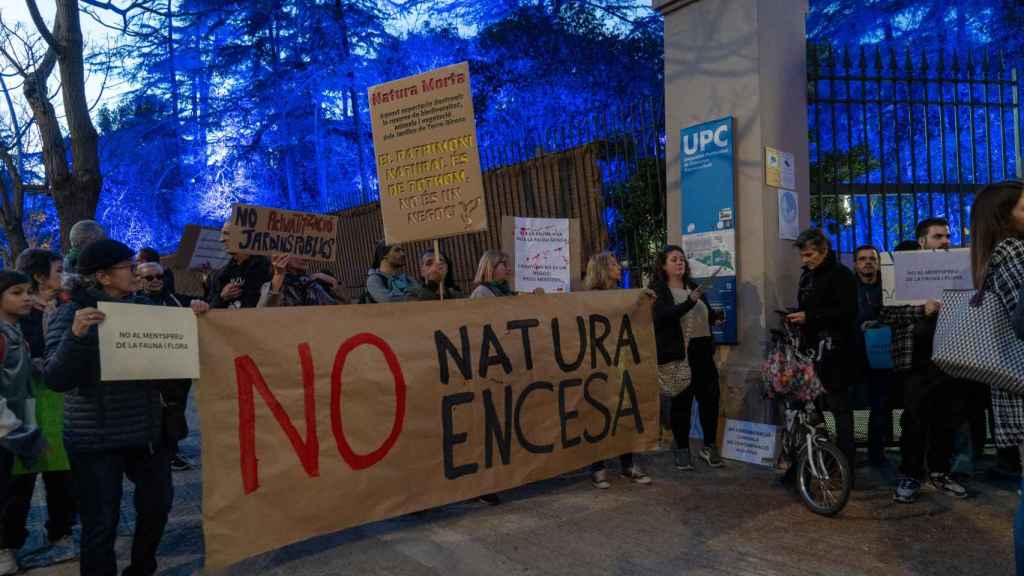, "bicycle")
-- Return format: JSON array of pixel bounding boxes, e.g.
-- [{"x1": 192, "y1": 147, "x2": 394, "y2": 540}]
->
[{"x1": 765, "y1": 319, "x2": 851, "y2": 516}]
